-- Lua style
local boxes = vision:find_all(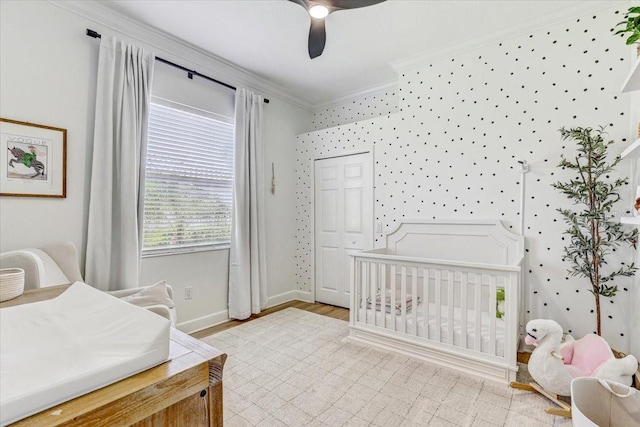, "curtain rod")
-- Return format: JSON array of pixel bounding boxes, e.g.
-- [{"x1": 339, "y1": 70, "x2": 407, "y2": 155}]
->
[{"x1": 86, "y1": 29, "x2": 269, "y2": 104}]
